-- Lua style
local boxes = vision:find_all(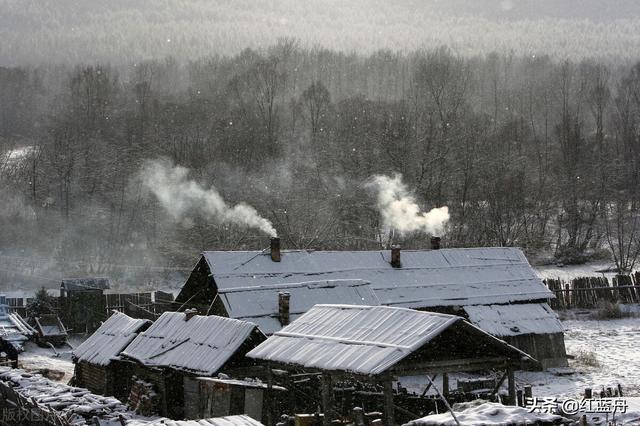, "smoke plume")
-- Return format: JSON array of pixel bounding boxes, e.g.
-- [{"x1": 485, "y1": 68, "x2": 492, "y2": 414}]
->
[
  {"x1": 140, "y1": 159, "x2": 277, "y2": 237},
  {"x1": 368, "y1": 173, "x2": 449, "y2": 236}
]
